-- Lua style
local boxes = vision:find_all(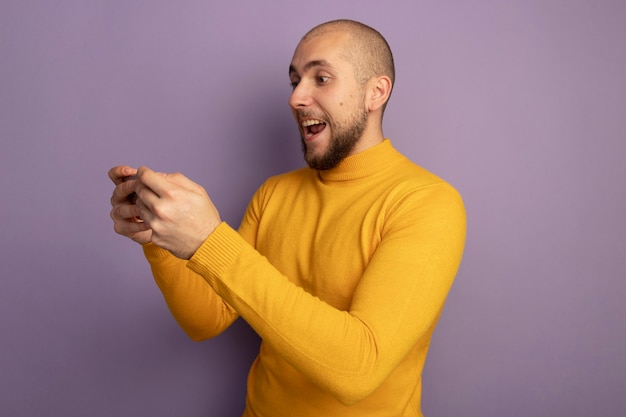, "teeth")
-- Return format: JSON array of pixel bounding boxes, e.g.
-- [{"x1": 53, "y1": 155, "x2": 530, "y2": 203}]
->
[{"x1": 301, "y1": 119, "x2": 324, "y2": 127}]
